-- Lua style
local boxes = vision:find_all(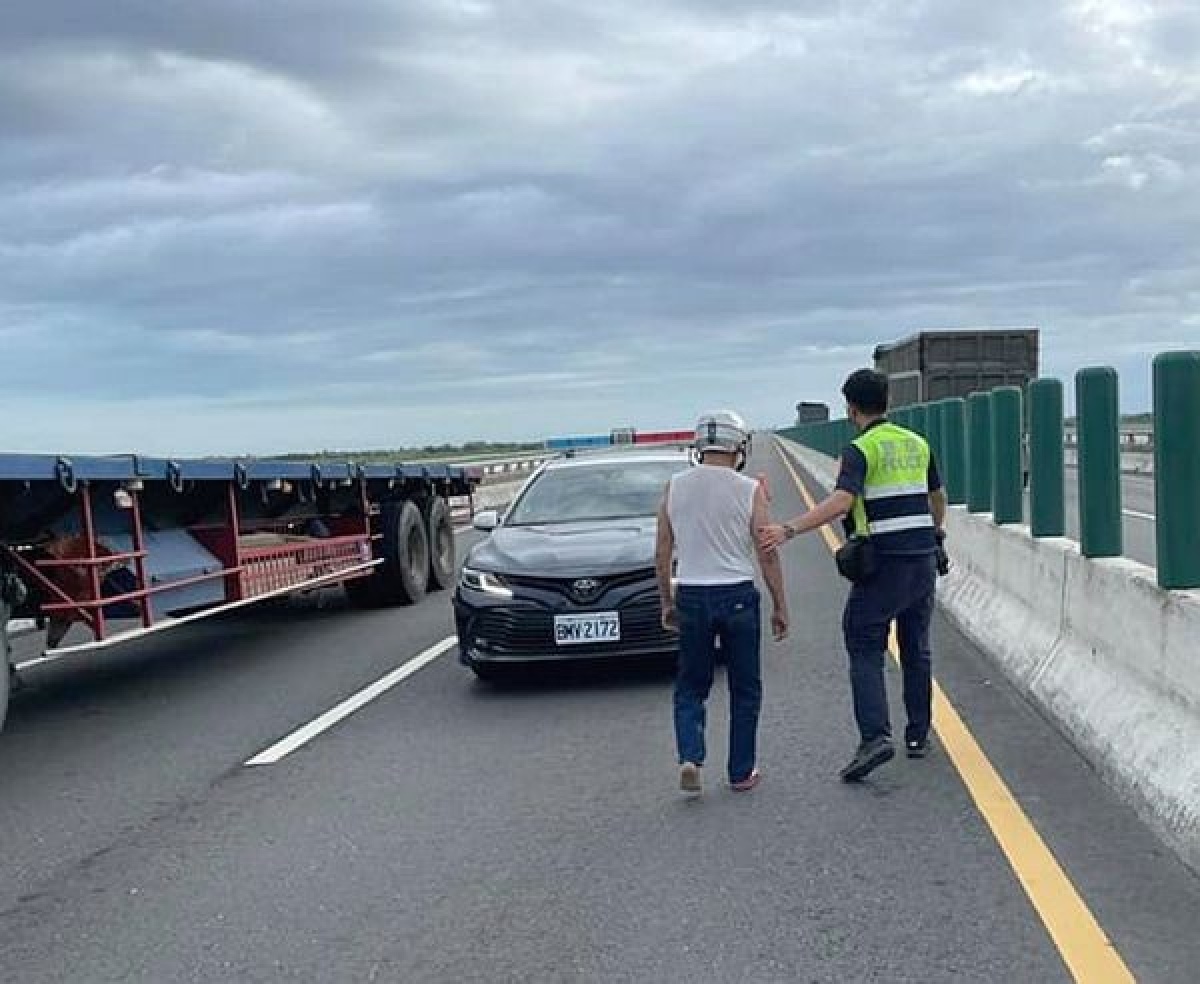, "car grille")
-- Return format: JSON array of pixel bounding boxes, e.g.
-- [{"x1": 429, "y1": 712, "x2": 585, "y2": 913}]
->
[
  {"x1": 473, "y1": 598, "x2": 675, "y2": 656},
  {"x1": 503, "y1": 569, "x2": 657, "y2": 605}
]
